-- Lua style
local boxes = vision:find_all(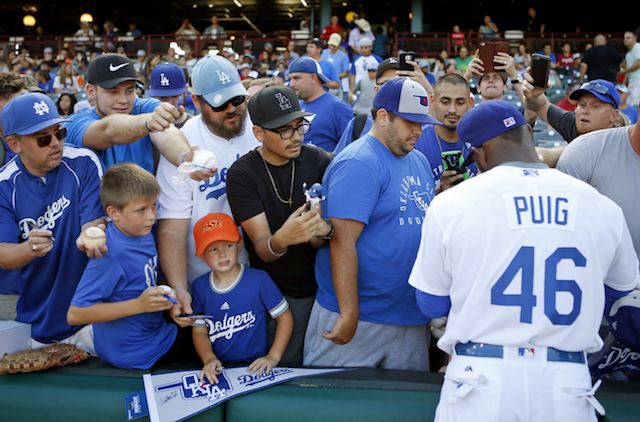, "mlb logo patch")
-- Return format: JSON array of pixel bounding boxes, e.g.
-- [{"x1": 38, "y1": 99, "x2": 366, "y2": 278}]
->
[
  {"x1": 503, "y1": 116, "x2": 517, "y2": 128},
  {"x1": 518, "y1": 348, "x2": 535, "y2": 358}
]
